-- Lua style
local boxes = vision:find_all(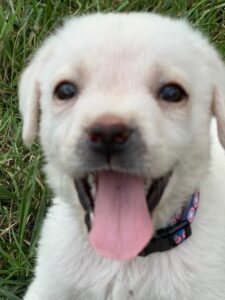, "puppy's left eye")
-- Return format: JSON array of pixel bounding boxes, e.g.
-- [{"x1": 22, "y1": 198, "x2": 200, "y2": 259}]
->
[
  {"x1": 54, "y1": 82, "x2": 78, "y2": 100},
  {"x1": 158, "y1": 84, "x2": 187, "y2": 103}
]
